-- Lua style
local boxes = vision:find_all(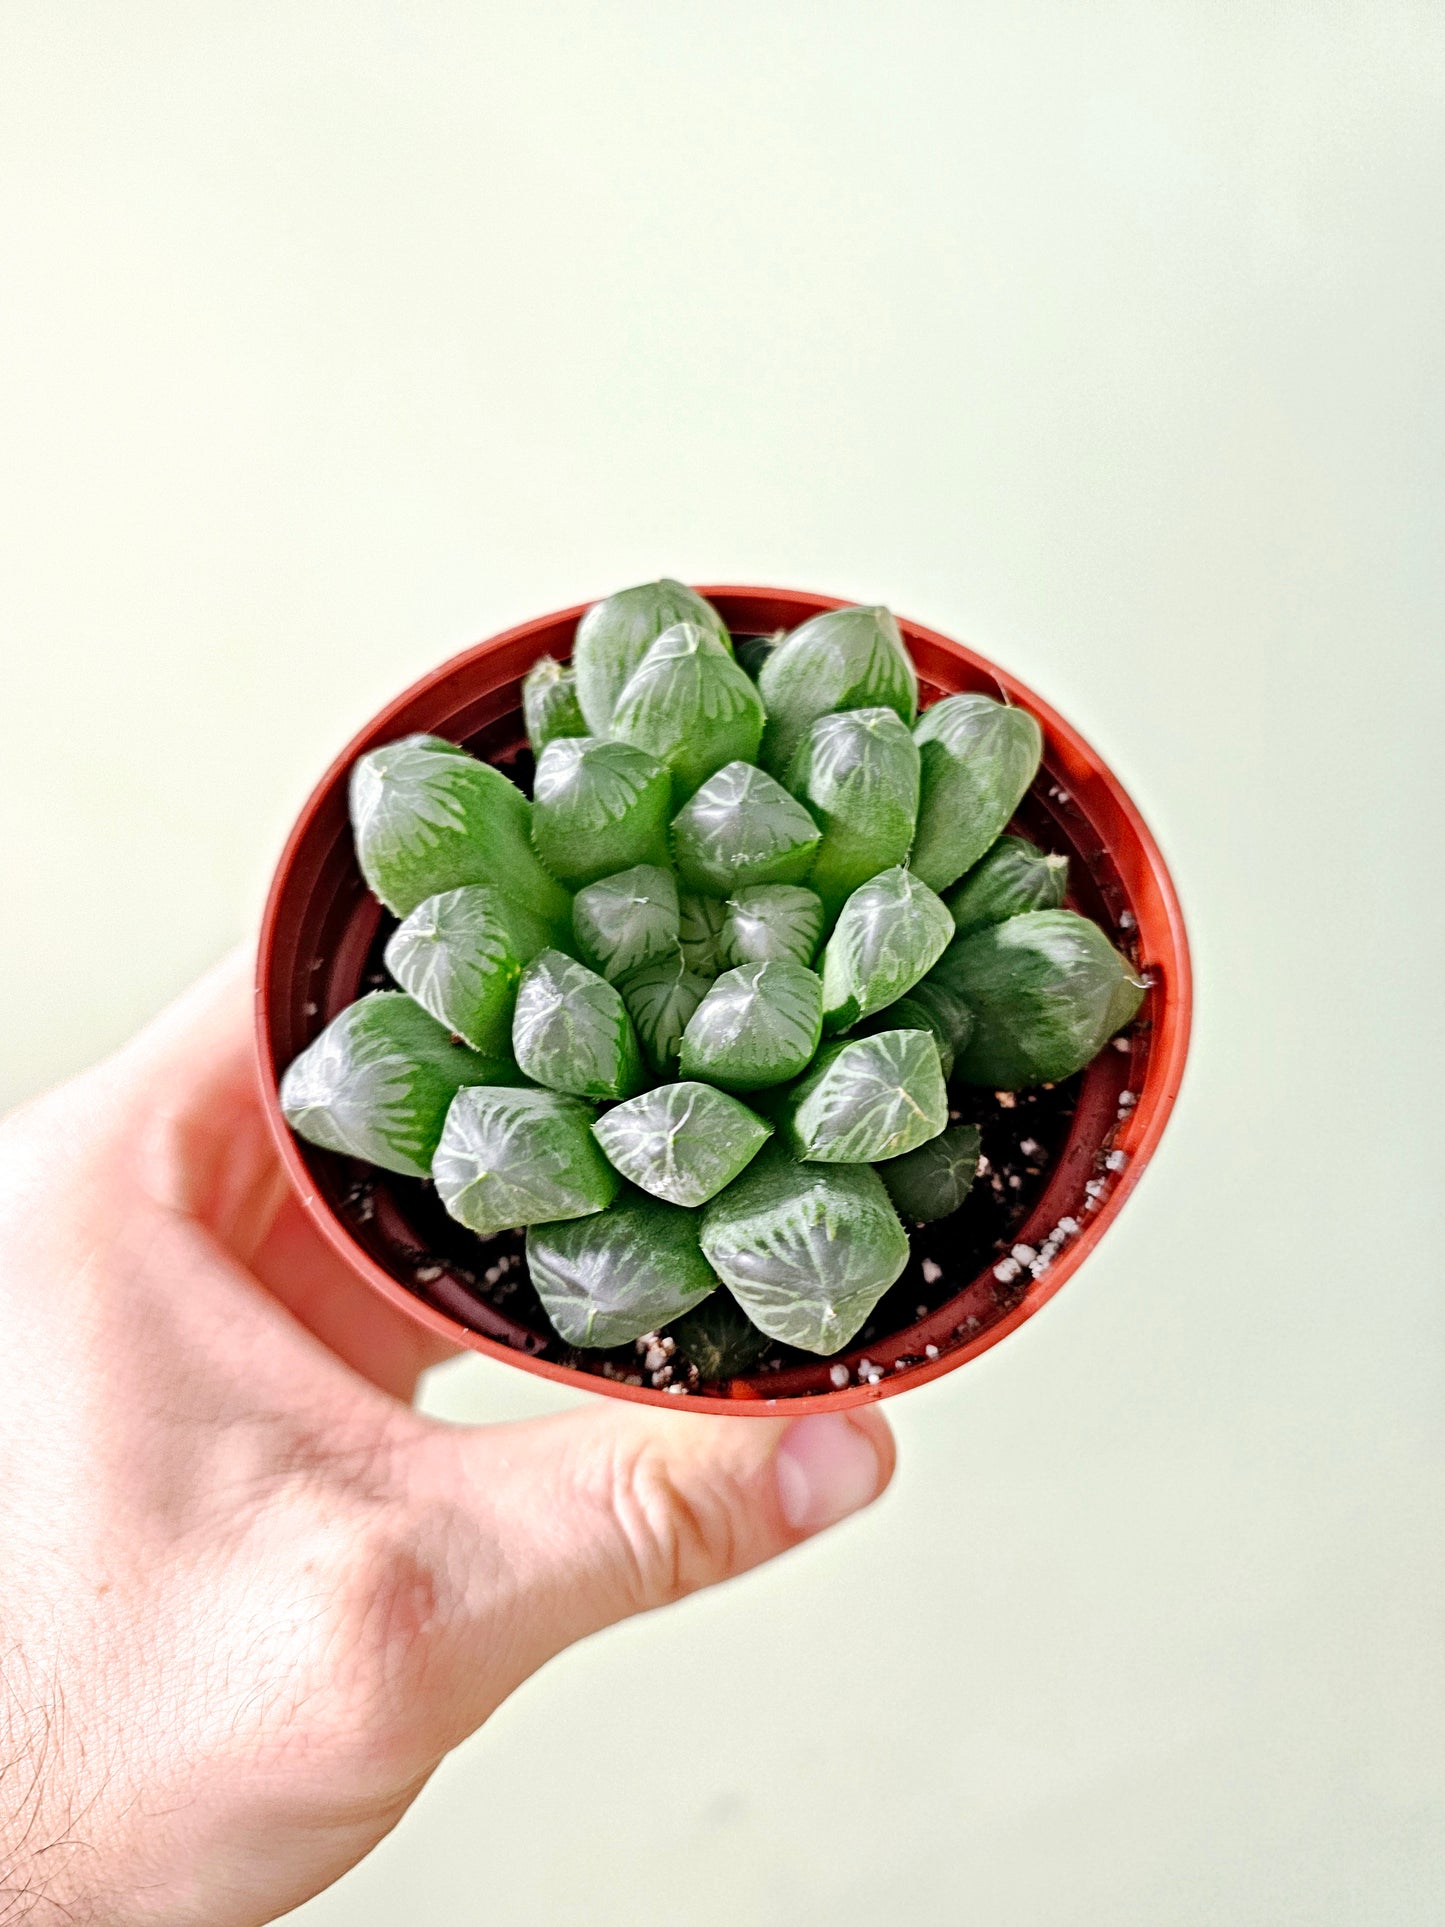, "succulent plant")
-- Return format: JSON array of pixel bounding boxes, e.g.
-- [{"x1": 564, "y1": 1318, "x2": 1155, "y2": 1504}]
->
[{"x1": 283, "y1": 584, "x2": 1145, "y2": 1366}]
